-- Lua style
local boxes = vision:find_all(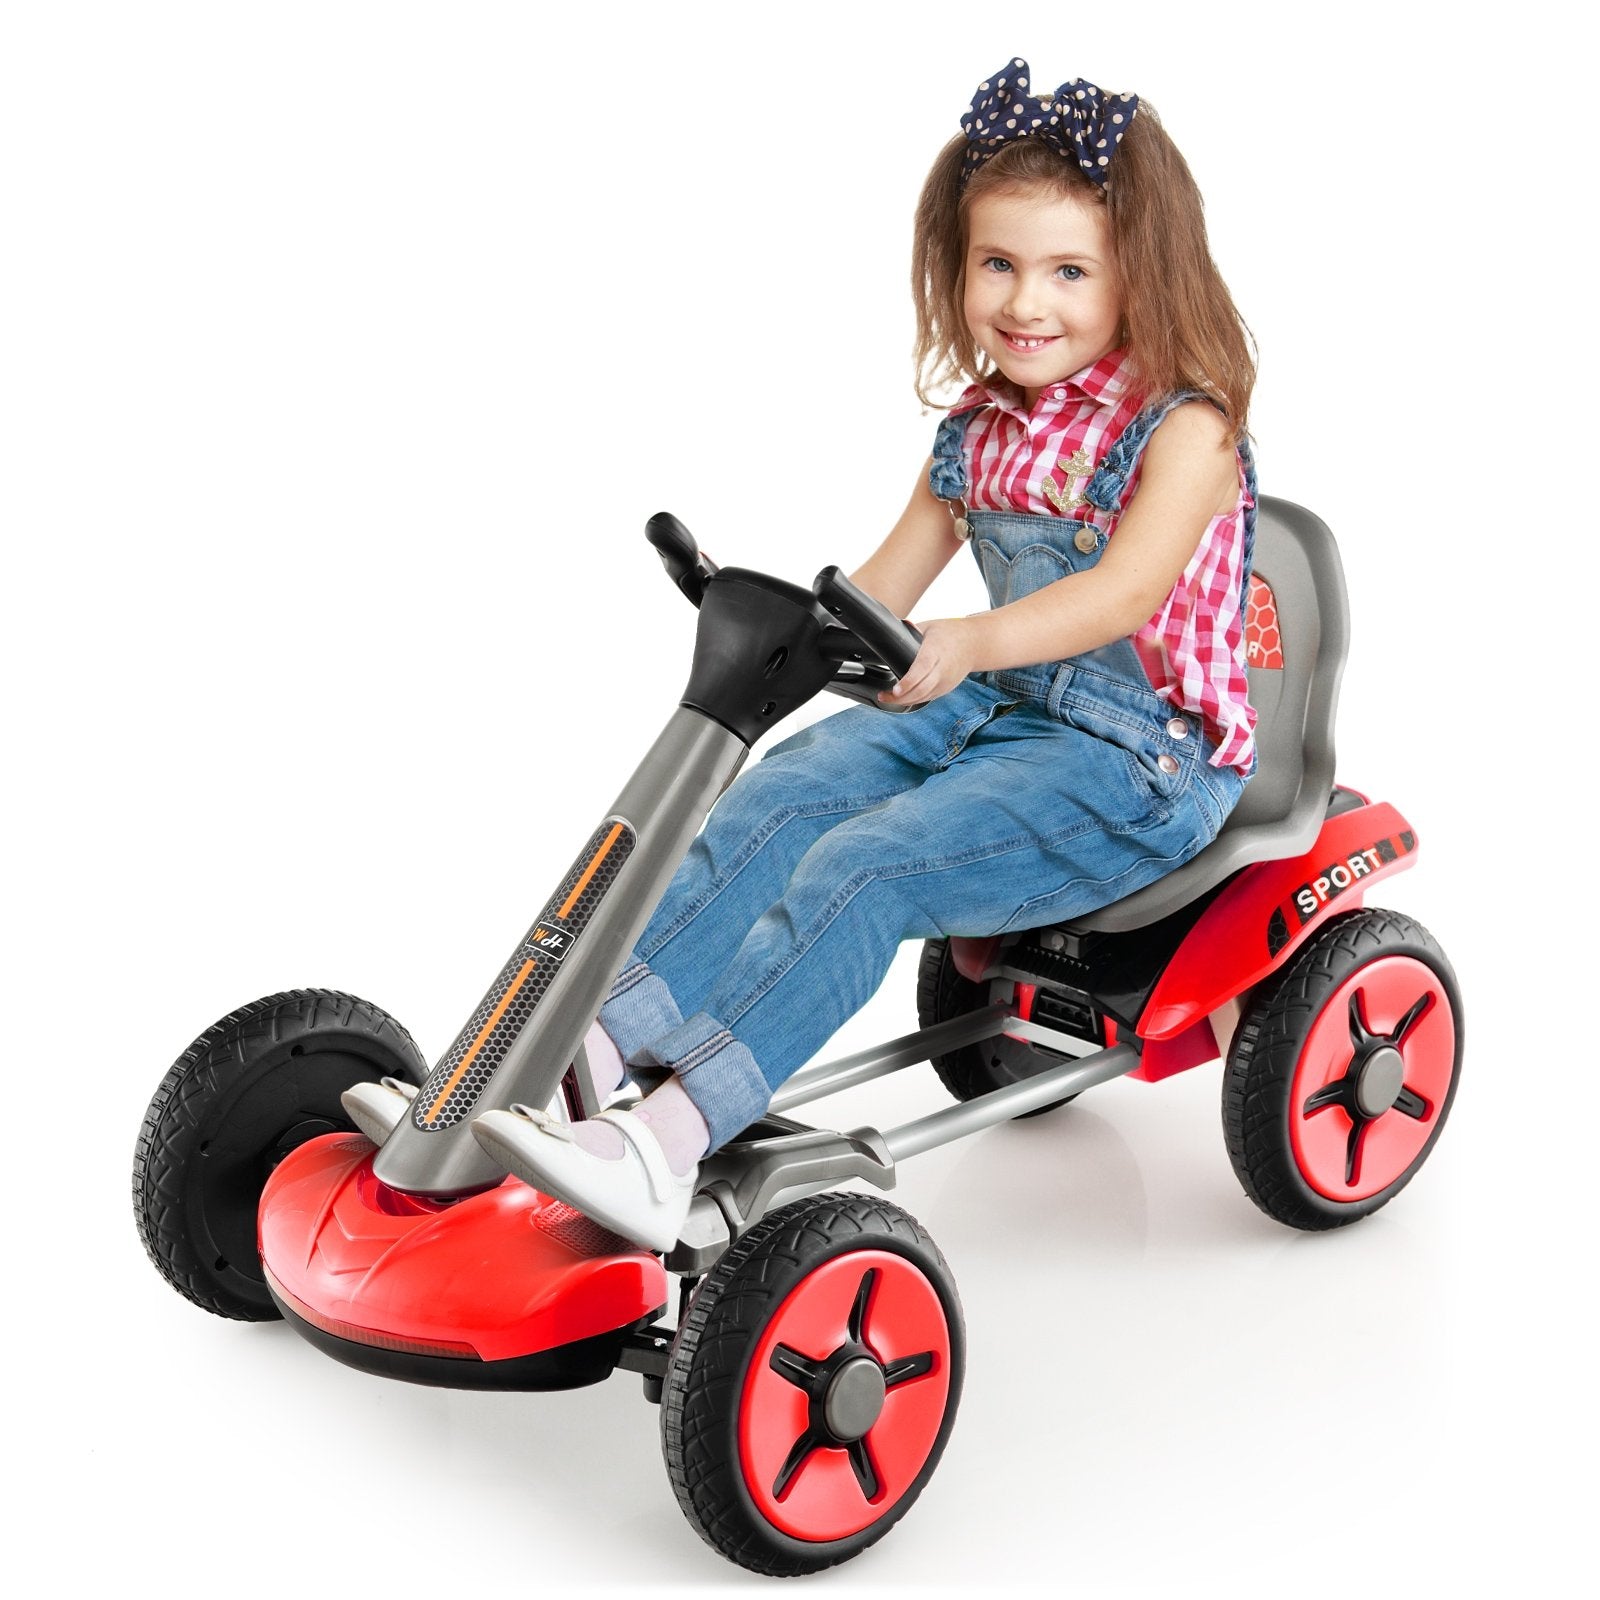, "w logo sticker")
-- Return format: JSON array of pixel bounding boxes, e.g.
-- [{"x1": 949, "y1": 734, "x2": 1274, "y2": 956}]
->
[{"x1": 527, "y1": 924, "x2": 573, "y2": 961}]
